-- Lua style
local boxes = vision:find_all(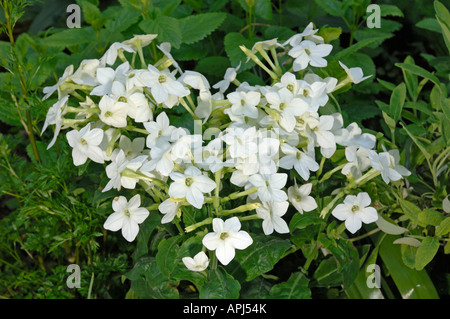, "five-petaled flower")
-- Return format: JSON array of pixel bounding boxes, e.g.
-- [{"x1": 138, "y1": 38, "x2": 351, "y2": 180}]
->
[
  {"x1": 103, "y1": 195, "x2": 150, "y2": 242},
  {"x1": 202, "y1": 217, "x2": 253, "y2": 265}
]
